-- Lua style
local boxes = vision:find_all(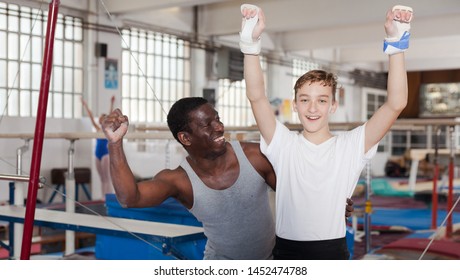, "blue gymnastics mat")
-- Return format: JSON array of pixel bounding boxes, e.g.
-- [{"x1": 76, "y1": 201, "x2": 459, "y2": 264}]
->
[{"x1": 357, "y1": 208, "x2": 460, "y2": 231}]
